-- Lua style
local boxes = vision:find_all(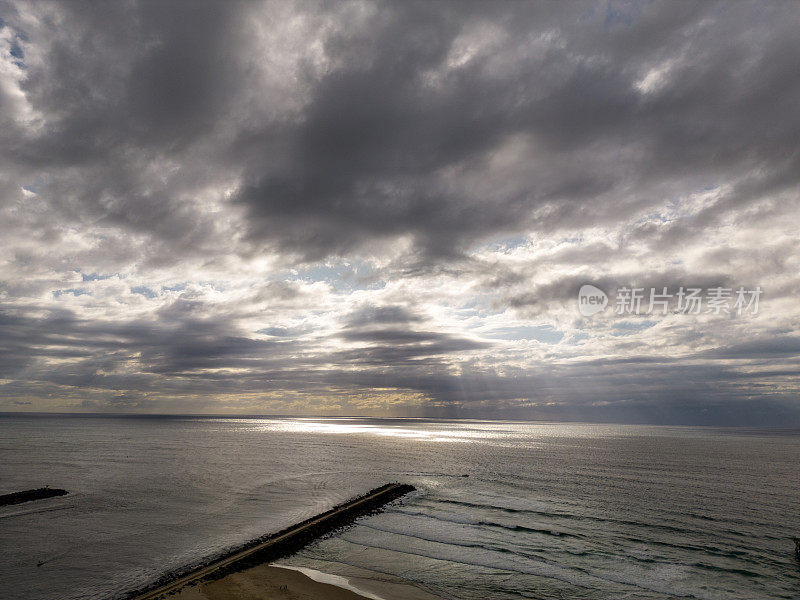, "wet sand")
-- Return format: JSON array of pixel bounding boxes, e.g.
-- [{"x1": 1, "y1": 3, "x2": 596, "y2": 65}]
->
[{"x1": 169, "y1": 564, "x2": 439, "y2": 600}]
